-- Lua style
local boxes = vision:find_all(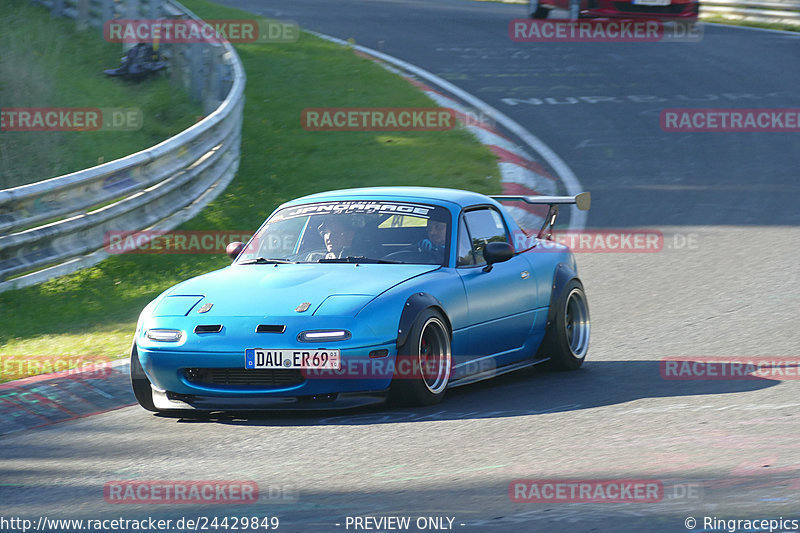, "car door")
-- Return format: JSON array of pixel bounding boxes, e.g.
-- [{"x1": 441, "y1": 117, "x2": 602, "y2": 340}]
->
[{"x1": 456, "y1": 207, "x2": 538, "y2": 371}]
